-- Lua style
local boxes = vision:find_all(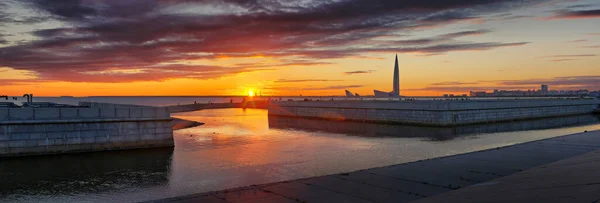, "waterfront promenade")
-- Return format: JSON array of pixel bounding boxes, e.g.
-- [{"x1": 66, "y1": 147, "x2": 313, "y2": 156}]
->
[{"x1": 148, "y1": 130, "x2": 600, "y2": 203}]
